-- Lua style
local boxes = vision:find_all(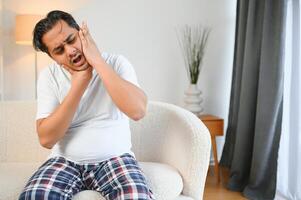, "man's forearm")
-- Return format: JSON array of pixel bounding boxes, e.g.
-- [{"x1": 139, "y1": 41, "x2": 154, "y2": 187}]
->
[
  {"x1": 37, "y1": 85, "x2": 86, "y2": 149},
  {"x1": 92, "y1": 58, "x2": 147, "y2": 121}
]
